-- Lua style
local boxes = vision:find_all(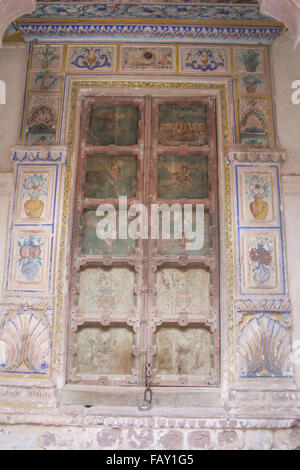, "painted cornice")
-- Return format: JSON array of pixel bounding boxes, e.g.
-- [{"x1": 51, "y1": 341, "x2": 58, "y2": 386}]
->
[
  {"x1": 2, "y1": 2, "x2": 284, "y2": 44},
  {"x1": 0, "y1": 0, "x2": 36, "y2": 47}
]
